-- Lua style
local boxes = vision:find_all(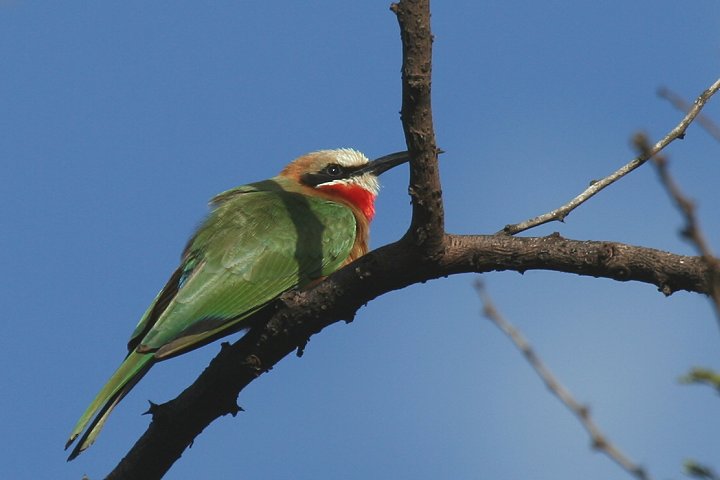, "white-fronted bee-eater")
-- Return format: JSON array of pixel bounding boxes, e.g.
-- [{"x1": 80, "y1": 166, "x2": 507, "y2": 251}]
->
[{"x1": 66, "y1": 149, "x2": 409, "y2": 460}]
